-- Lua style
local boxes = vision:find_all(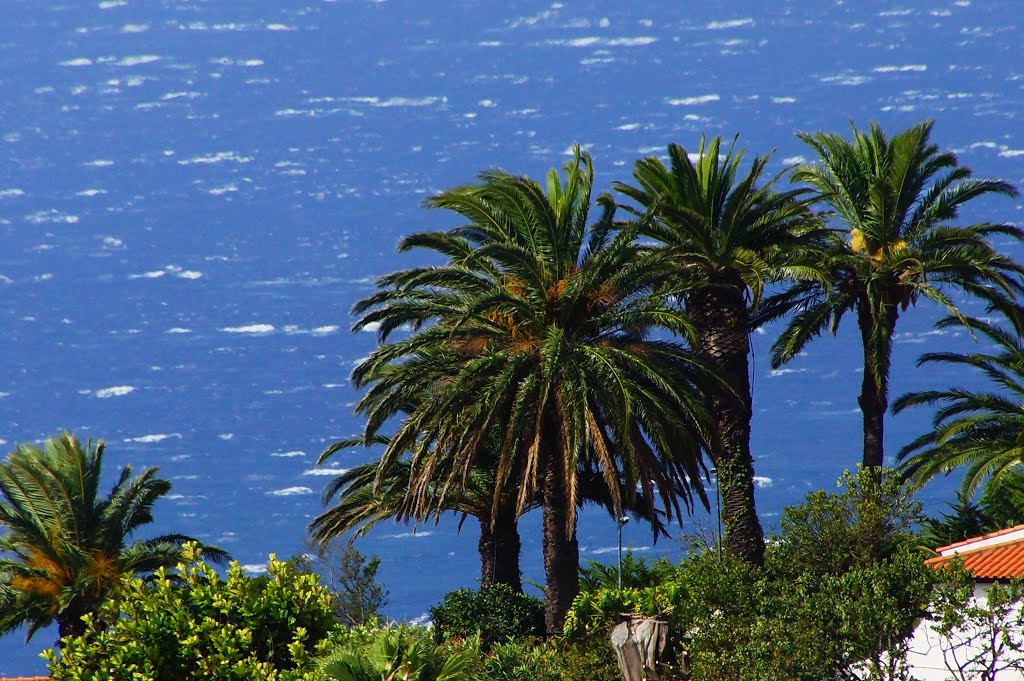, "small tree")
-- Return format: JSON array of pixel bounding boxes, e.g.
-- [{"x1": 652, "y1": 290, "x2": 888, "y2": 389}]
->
[
  {"x1": 293, "y1": 538, "x2": 389, "y2": 626},
  {"x1": 930, "y1": 572, "x2": 1024, "y2": 680}
]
